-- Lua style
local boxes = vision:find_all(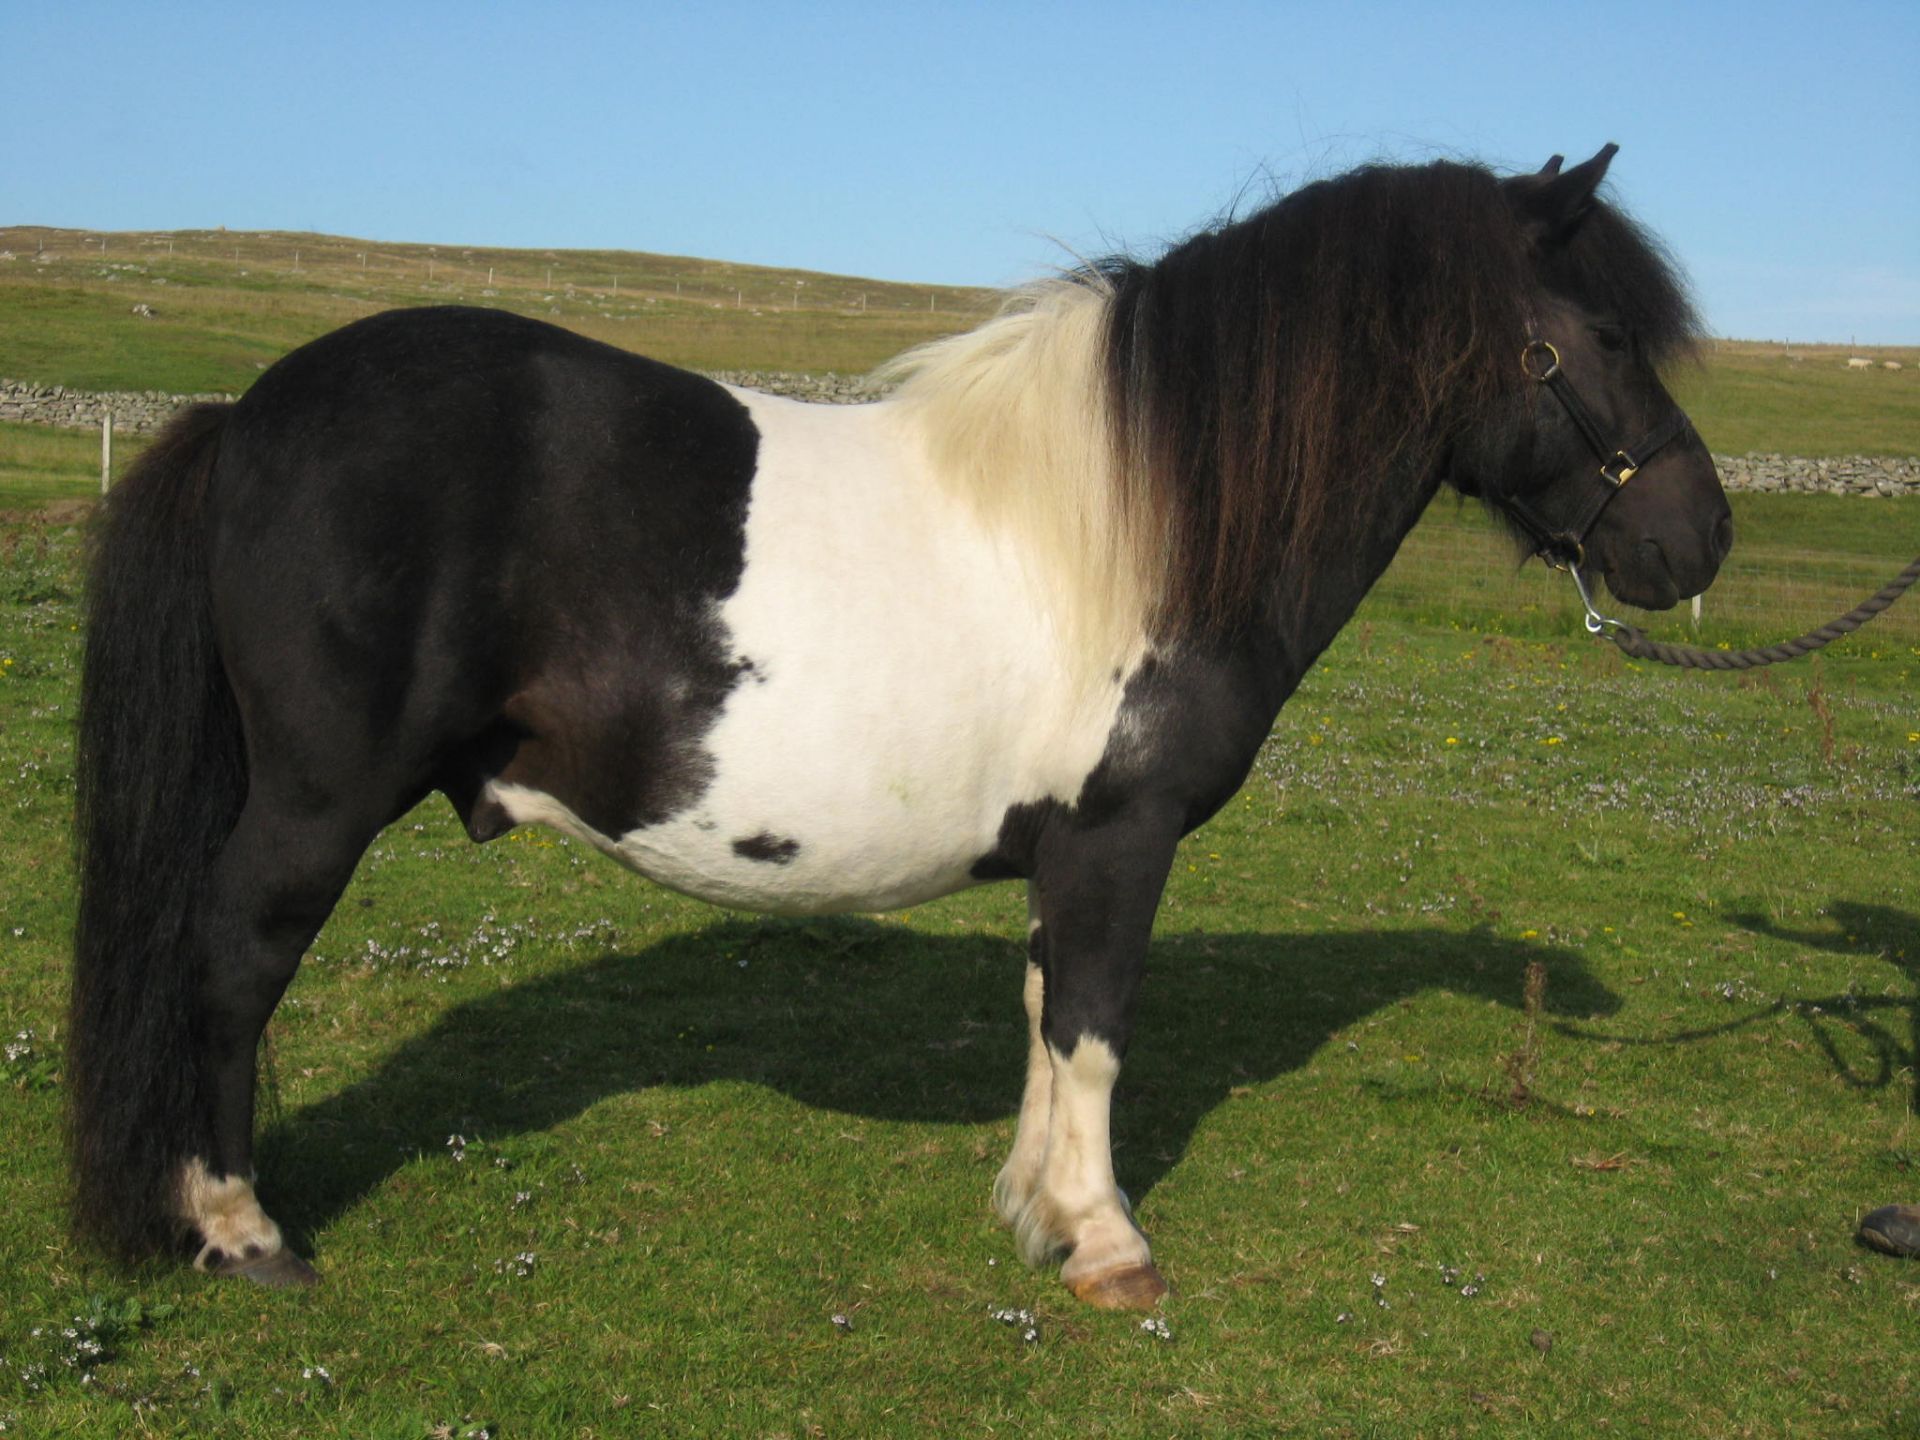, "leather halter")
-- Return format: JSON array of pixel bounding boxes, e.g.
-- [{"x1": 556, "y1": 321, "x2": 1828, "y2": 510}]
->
[{"x1": 1501, "y1": 338, "x2": 1693, "y2": 569}]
